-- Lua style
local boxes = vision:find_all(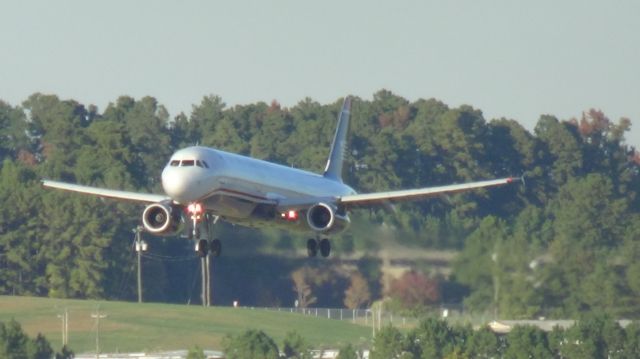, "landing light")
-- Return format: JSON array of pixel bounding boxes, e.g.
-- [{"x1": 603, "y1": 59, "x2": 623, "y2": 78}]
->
[
  {"x1": 187, "y1": 203, "x2": 204, "y2": 220},
  {"x1": 188, "y1": 203, "x2": 203, "y2": 214},
  {"x1": 281, "y1": 210, "x2": 298, "y2": 221}
]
